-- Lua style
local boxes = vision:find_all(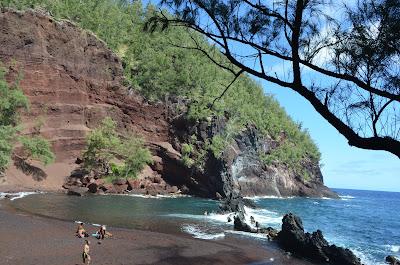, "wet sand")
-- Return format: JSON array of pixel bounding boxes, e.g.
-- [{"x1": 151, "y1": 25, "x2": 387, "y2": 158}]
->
[{"x1": 0, "y1": 202, "x2": 315, "y2": 265}]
